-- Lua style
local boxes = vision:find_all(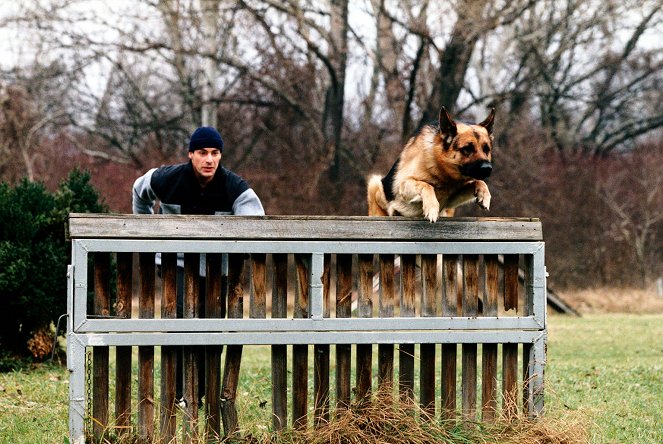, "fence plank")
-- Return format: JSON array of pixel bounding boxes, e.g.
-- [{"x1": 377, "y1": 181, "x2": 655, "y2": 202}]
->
[
  {"x1": 69, "y1": 214, "x2": 543, "y2": 242},
  {"x1": 482, "y1": 255, "x2": 499, "y2": 421},
  {"x1": 115, "y1": 252, "x2": 132, "y2": 437},
  {"x1": 522, "y1": 254, "x2": 538, "y2": 416},
  {"x1": 138, "y1": 252, "x2": 155, "y2": 442},
  {"x1": 335, "y1": 254, "x2": 352, "y2": 411},
  {"x1": 271, "y1": 254, "x2": 288, "y2": 430},
  {"x1": 503, "y1": 254, "x2": 520, "y2": 418},
  {"x1": 420, "y1": 254, "x2": 437, "y2": 417},
  {"x1": 314, "y1": 255, "x2": 331, "y2": 427},
  {"x1": 182, "y1": 254, "x2": 200, "y2": 443},
  {"x1": 293, "y1": 254, "x2": 309, "y2": 428},
  {"x1": 221, "y1": 254, "x2": 245, "y2": 436},
  {"x1": 159, "y1": 253, "x2": 177, "y2": 443},
  {"x1": 205, "y1": 253, "x2": 224, "y2": 441},
  {"x1": 441, "y1": 254, "x2": 459, "y2": 420},
  {"x1": 378, "y1": 254, "x2": 395, "y2": 393},
  {"x1": 93, "y1": 252, "x2": 110, "y2": 441},
  {"x1": 462, "y1": 254, "x2": 479, "y2": 420},
  {"x1": 356, "y1": 254, "x2": 374, "y2": 401},
  {"x1": 399, "y1": 255, "x2": 416, "y2": 403}
]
